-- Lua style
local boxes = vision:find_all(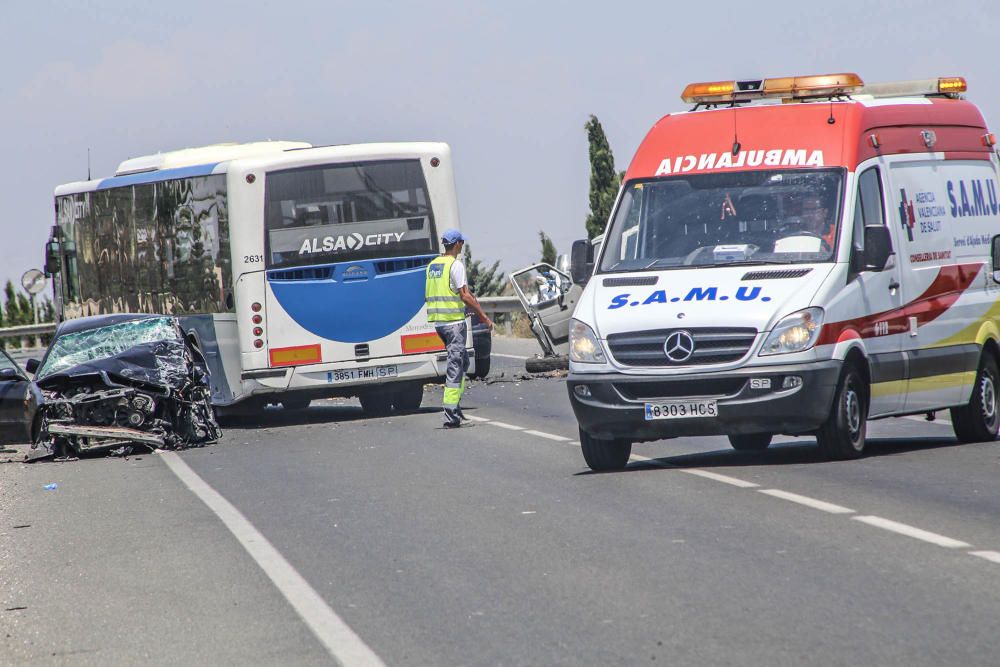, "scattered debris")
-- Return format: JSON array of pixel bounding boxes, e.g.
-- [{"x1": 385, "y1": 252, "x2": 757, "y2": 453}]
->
[{"x1": 43, "y1": 483, "x2": 58, "y2": 491}]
